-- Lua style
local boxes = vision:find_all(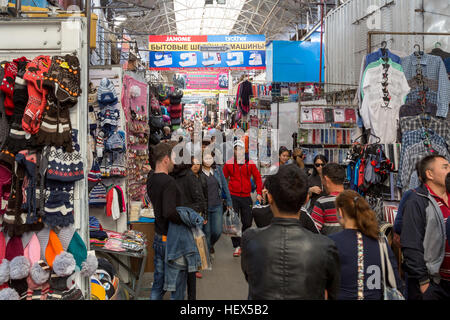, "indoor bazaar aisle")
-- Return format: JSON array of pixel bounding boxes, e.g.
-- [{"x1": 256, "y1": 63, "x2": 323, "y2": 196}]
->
[{"x1": 138, "y1": 233, "x2": 249, "y2": 300}]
